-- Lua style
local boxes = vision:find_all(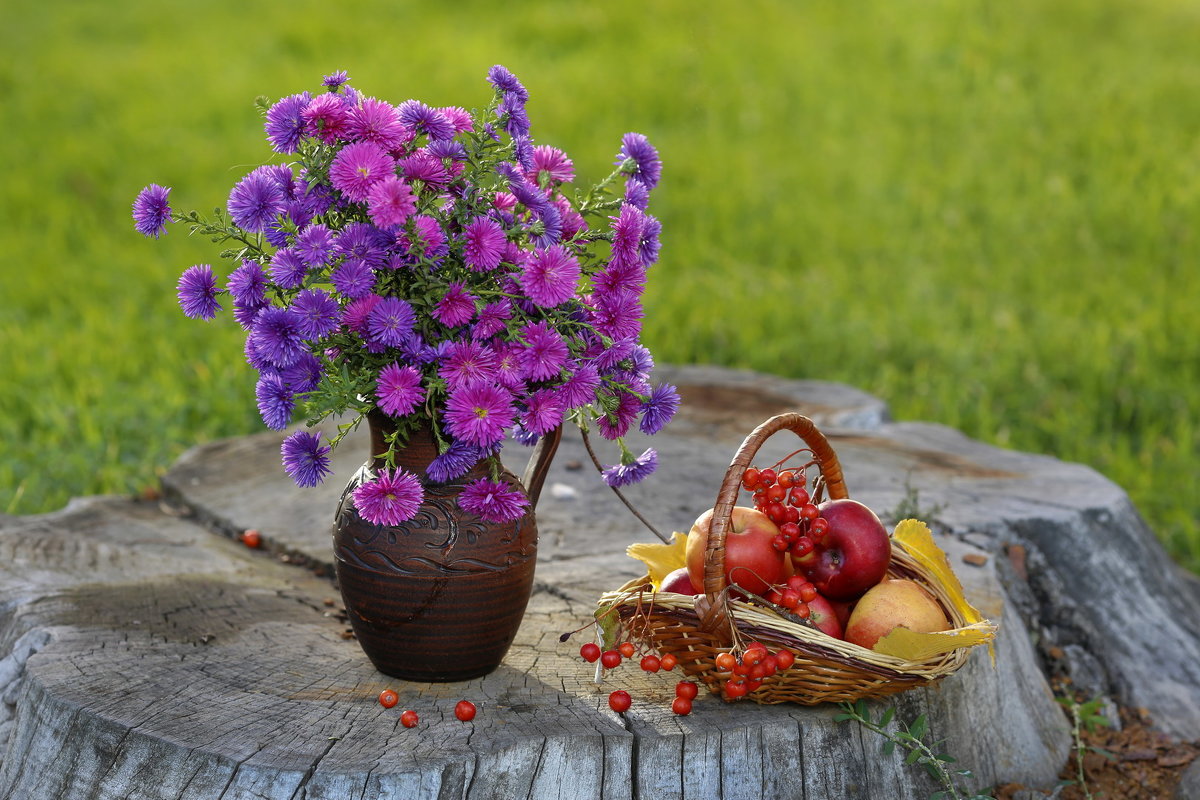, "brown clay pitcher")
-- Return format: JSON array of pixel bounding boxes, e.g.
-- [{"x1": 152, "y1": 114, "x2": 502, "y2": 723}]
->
[{"x1": 332, "y1": 410, "x2": 561, "y2": 681}]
